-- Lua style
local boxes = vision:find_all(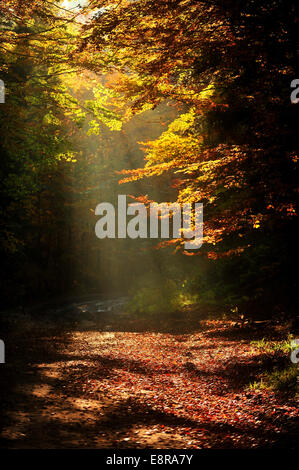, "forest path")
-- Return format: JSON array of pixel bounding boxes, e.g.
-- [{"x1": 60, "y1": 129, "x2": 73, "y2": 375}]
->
[{"x1": 0, "y1": 309, "x2": 298, "y2": 448}]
